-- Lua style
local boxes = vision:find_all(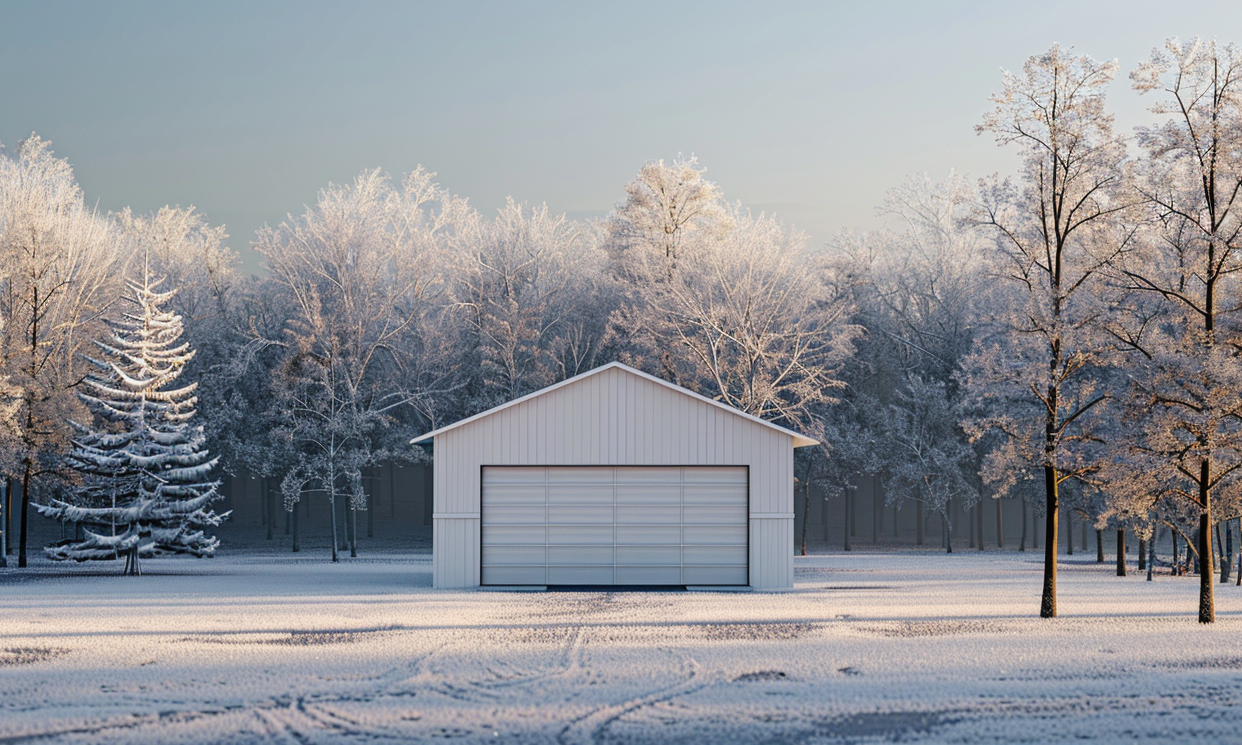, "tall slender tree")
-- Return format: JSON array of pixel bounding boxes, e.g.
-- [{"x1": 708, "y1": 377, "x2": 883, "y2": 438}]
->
[
  {"x1": 966, "y1": 46, "x2": 1133, "y2": 618},
  {"x1": 1106, "y1": 38, "x2": 1242, "y2": 623},
  {"x1": 0, "y1": 135, "x2": 124, "y2": 567}
]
